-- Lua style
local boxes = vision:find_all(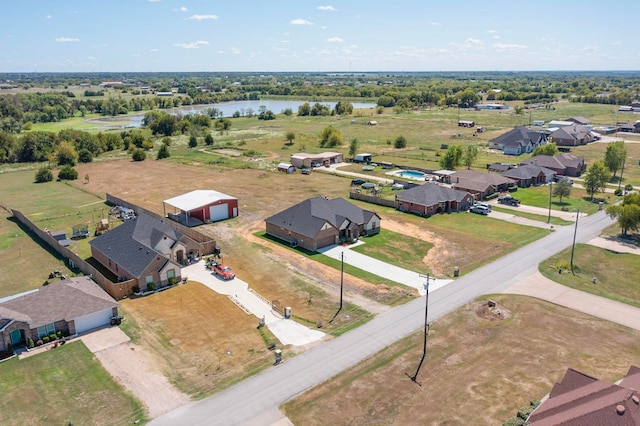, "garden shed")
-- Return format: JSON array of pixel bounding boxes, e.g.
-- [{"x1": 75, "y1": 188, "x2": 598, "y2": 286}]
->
[
  {"x1": 163, "y1": 189, "x2": 238, "y2": 226},
  {"x1": 277, "y1": 163, "x2": 296, "y2": 173}
]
